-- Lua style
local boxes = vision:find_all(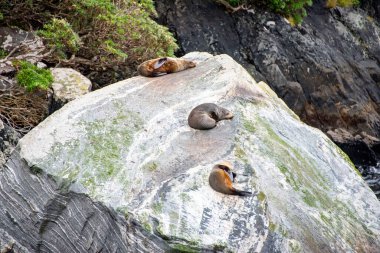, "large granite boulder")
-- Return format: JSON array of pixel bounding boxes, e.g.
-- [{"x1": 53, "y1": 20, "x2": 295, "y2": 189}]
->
[{"x1": 1, "y1": 53, "x2": 379, "y2": 252}]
